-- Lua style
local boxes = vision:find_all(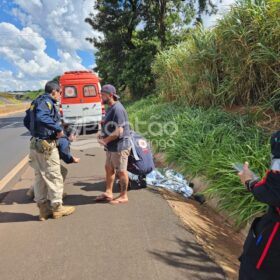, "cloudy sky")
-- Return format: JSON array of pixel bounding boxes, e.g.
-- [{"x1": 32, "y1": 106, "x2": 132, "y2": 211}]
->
[
  {"x1": 0, "y1": 0, "x2": 235, "y2": 92},
  {"x1": 0, "y1": 0, "x2": 98, "y2": 91}
]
